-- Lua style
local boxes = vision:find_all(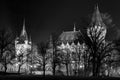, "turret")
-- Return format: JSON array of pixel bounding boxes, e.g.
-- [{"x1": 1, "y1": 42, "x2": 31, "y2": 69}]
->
[
  {"x1": 91, "y1": 4, "x2": 105, "y2": 27},
  {"x1": 73, "y1": 23, "x2": 76, "y2": 32},
  {"x1": 29, "y1": 35, "x2": 32, "y2": 45},
  {"x1": 88, "y1": 5, "x2": 107, "y2": 39},
  {"x1": 48, "y1": 34, "x2": 54, "y2": 49}
]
